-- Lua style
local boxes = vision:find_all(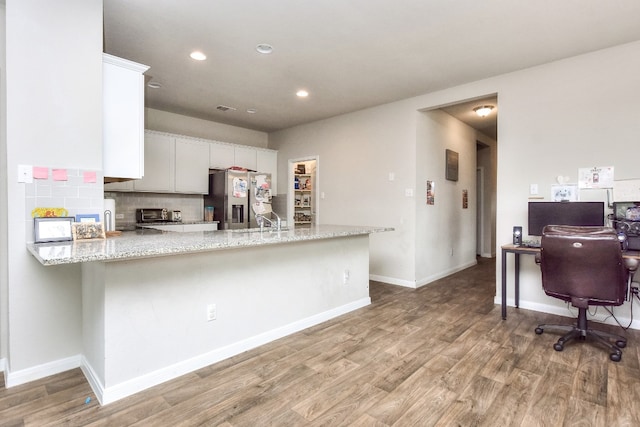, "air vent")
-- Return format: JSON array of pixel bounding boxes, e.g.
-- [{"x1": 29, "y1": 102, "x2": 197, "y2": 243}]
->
[{"x1": 216, "y1": 105, "x2": 237, "y2": 112}]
